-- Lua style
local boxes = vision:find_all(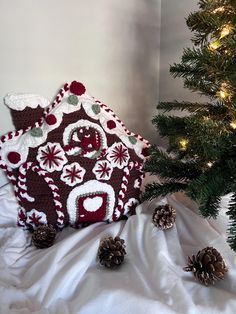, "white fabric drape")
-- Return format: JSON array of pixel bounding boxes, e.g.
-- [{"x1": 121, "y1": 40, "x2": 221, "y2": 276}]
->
[{"x1": 0, "y1": 184, "x2": 235, "y2": 314}]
